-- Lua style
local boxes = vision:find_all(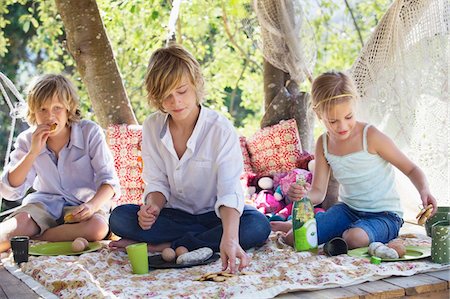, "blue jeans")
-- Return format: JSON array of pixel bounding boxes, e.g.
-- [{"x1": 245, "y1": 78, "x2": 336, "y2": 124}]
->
[
  {"x1": 109, "y1": 205, "x2": 271, "y2": 251},
  {"x1": 316, "y1": 203, "x2": 404, "y2": 244}
]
